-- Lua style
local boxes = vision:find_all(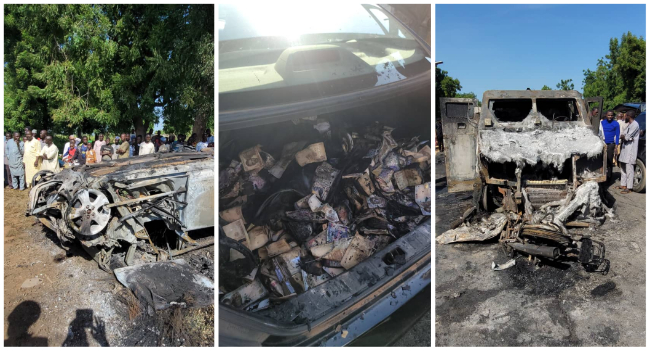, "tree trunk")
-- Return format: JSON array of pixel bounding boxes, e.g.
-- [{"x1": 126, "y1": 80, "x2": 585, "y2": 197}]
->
[
  {"x1": 192, "y1": 110, "x2": 207, "y2": 139},
  {"x1": 133, "y1": 115, "x2": 146, "y2": 138}
]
